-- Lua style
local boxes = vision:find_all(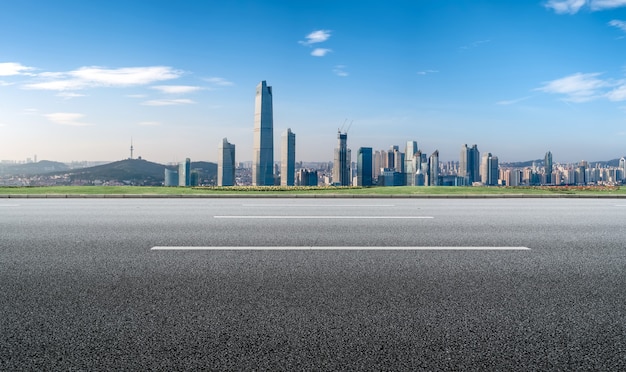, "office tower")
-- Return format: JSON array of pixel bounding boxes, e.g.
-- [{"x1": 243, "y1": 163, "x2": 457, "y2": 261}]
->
[
  {"x1": 218, "y1": 138, "x2": 236, "y2": 186},
  {"x1": 428, "y1": 150, "x2": 439, "y2": 186},
  {"x1": 394, "y1": 148, "x2": 405, "y2": 174},
  {"x1": 178, "y1": 158, "x2": 191, "y2": 186},
  {"x1": 405, "y1": 141, "x2": 418, "y2": 186},
  {"x1": 333, "y1": 131, "x2": 350, "y2": 186},
  {"x1": 373, "y1": 150, "x2": 384, "y2": 180},
  {"x1": 164, "y1": 168, "x2": 178, "y2": 186},
  {"x1": 357, "y1": 147, "x2": 373, "y2": 186},
  {"x1": 545, "y1": 151, "x2": 553, "y2": 184},
  {"x1": 480, "y1": 153, "x2": 499, "y2": 186},
  {"x1": 281, "y1": 128, "x2": 296, "y2": 186},
  {"x1": 459, "y1": 144, "x2": 480, "y2": 185},
  {"x1": 253, "y1": 80, "x2": 274, "y2": 186}
]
